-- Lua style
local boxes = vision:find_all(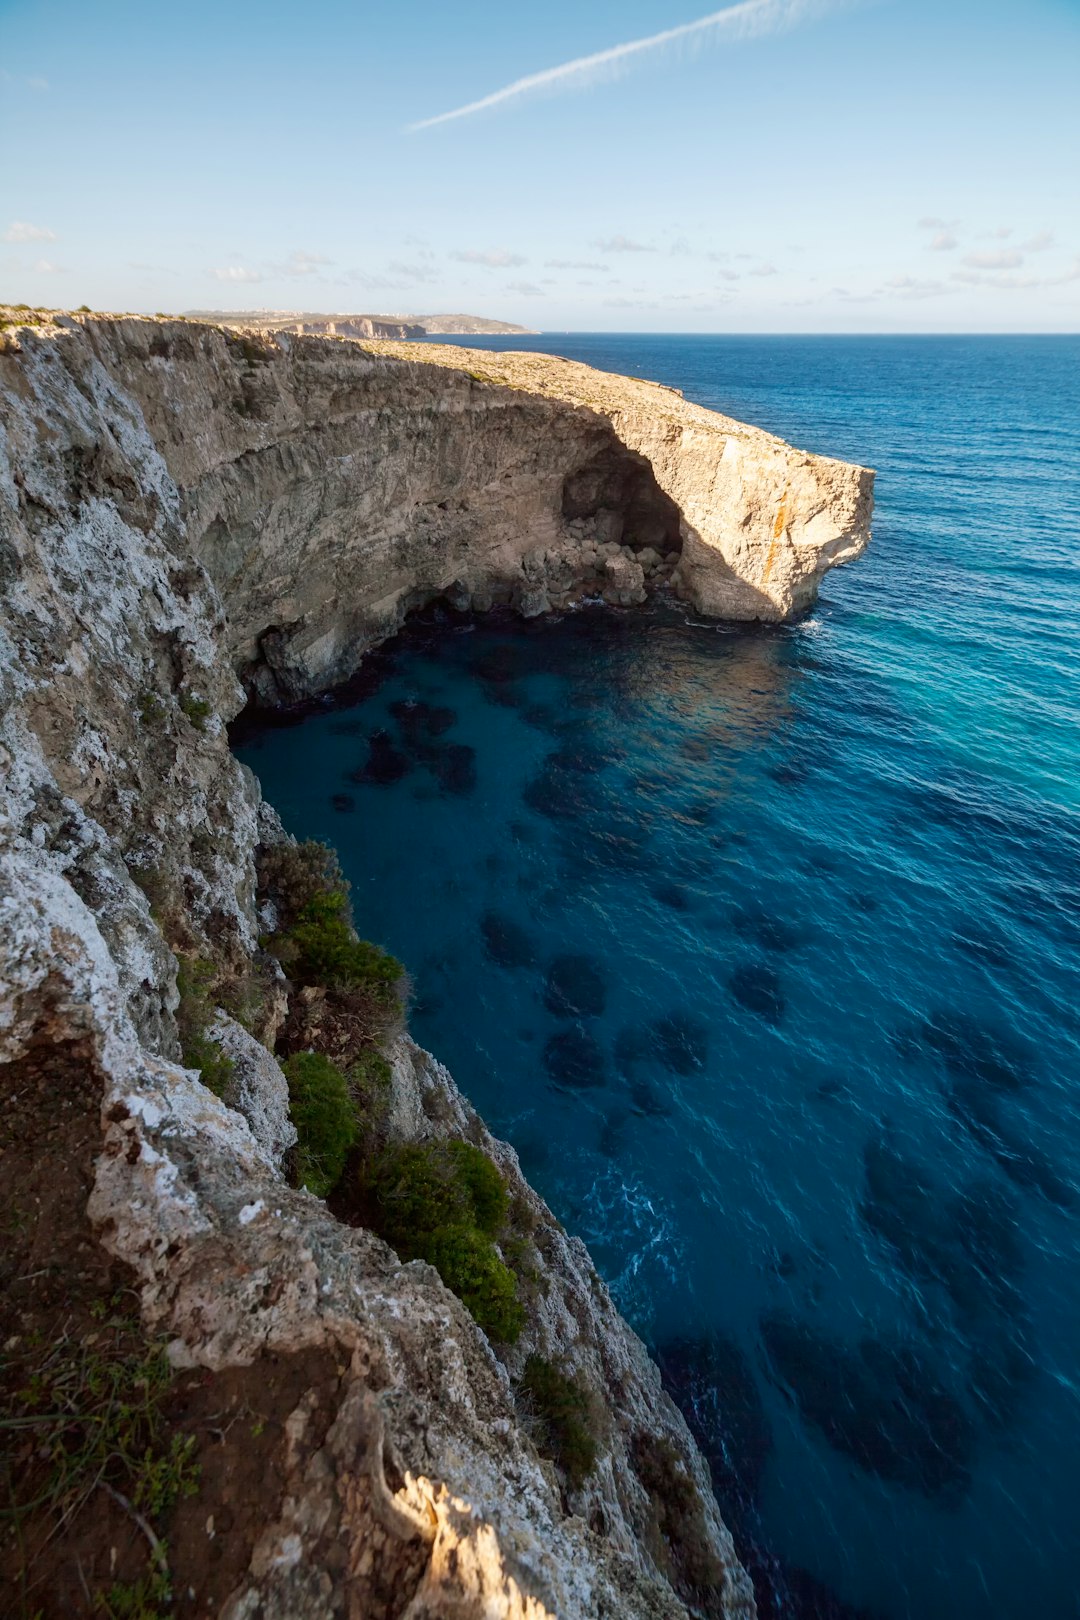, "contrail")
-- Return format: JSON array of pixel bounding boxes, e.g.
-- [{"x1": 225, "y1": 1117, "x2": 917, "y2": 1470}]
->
[{"x1": 409, "y1": 0, "x2": 838, "y2": 132}]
